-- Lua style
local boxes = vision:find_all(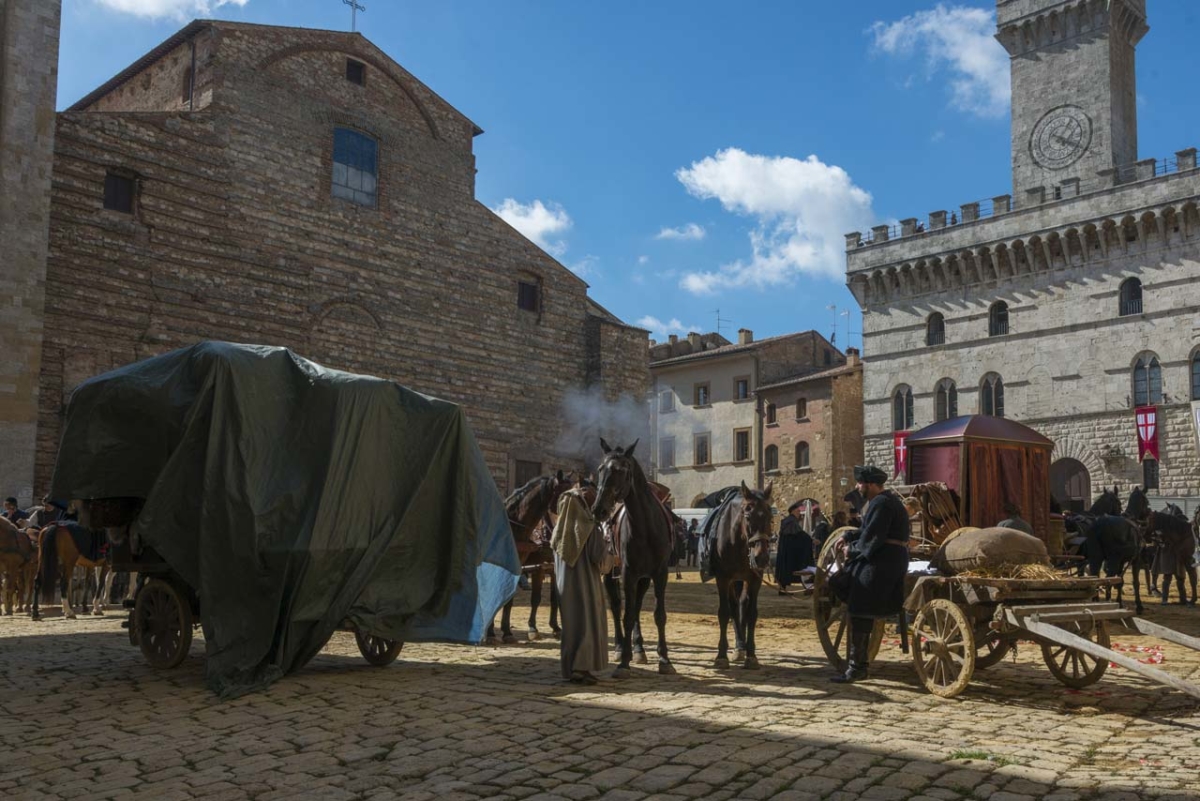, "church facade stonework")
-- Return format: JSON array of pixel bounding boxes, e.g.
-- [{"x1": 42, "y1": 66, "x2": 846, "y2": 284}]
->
[{"x1": 847, "y1": 0, "x2": 1200, "y2": 509}]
